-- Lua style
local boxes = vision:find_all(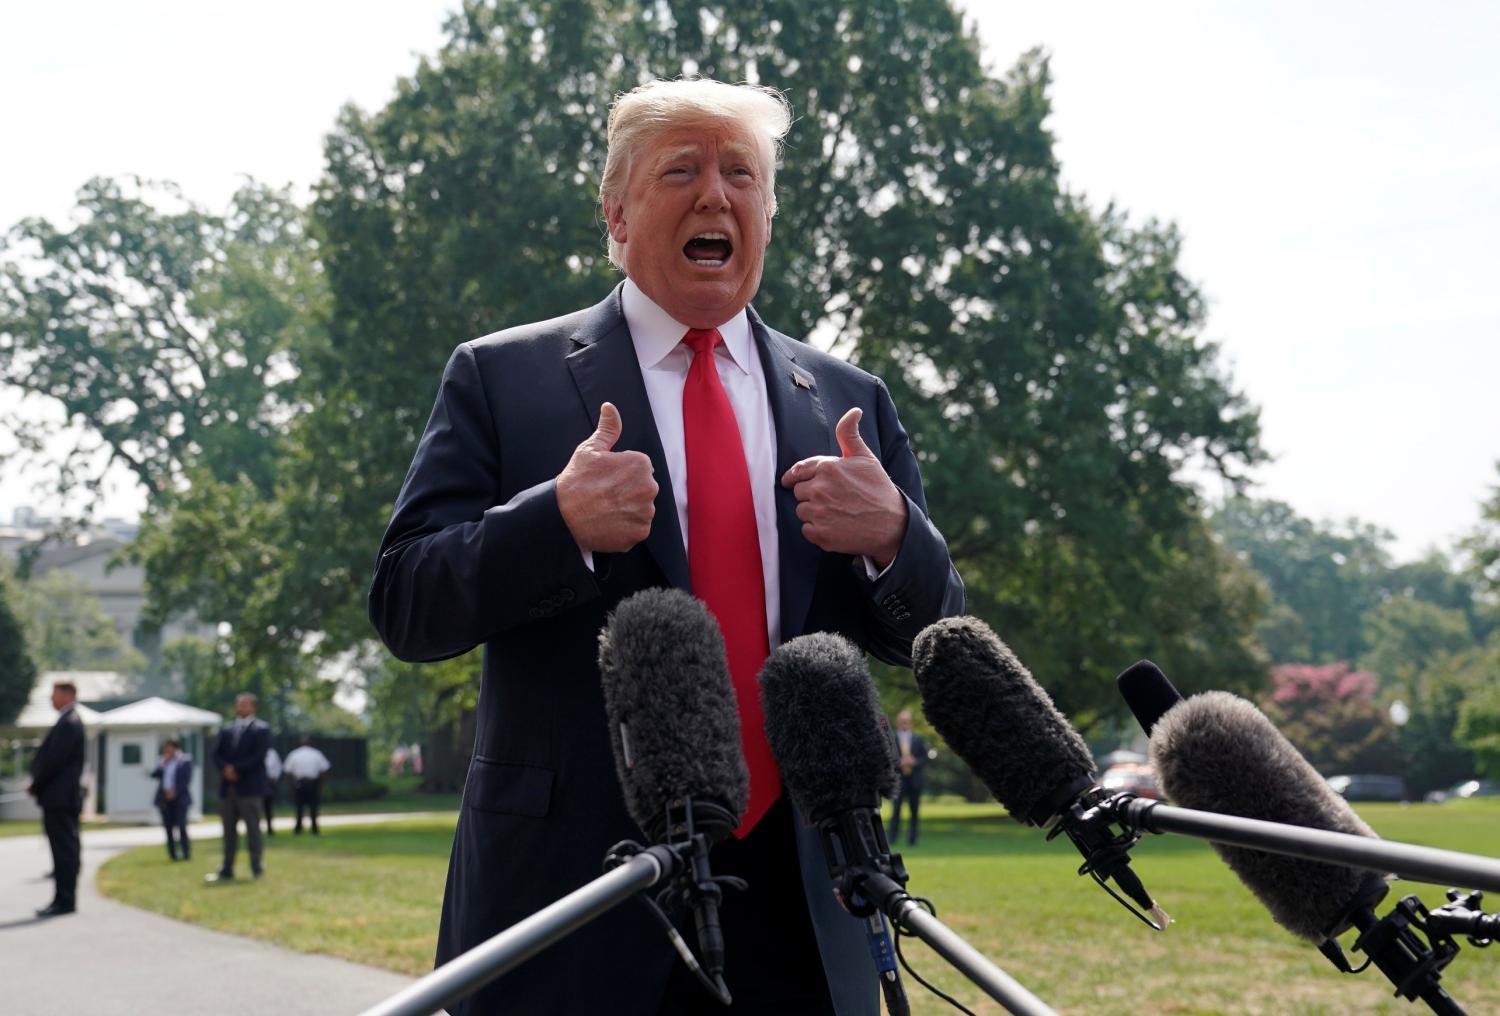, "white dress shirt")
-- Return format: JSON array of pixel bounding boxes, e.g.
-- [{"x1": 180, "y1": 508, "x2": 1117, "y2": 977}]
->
[
  {"x1": 284, "y1": 746, "x2": 332, "y2": 781},
  {"x1": 620, "y1": 279, "x2": 783, "y2": 648}
]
